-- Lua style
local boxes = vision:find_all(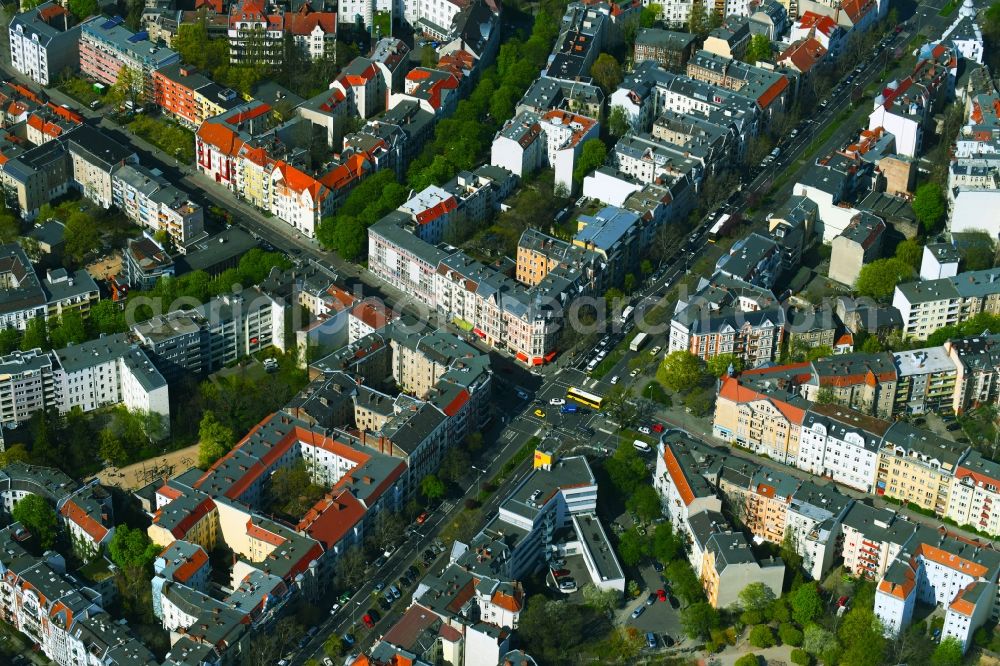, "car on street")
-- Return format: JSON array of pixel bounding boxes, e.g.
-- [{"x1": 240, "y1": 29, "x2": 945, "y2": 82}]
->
[
  {"x1": 534, "y1": 409, "x2": 546, "y2": 417},
  {"x1": 649, "y1": 346, "x2": 662, "y2": 356},
  {"x1": 330, "y1": 603, "x2": 341, "y2": 614},
  {"x1": 638, "y1": 426, "x2": 651, "y2": 435},
  {"x1": 630, "y1": 368, "x2": 640, "y2": 378},
  {"x1": 373, "y1": 555, "x2": 387, "y2": 568},
  {"x1": 668, "y1": 596, "x2": 680, "y2": 609},
  {"x1": 549, "y1": 398, "x2": 565, "y2": 405},
  {"x1": 646, "y1": 593, "x2": 657, "y2": 606},
  {"x1": 652, "y1": 423, "x2": 665, "y2": 433},
  {"x1": 416, "y1": 511, "x2": 428, "y2": 524},
  {"x1": 657, "y1": 589, "x2": 667, "y2": 602},
  {"x1": 374, "y1": 581, "x2": 385, "y2": 592},
  {"x1": 339, "y1": 592, "x2": 351, "y2": 605},
  {"x1": 610, "y1": 375, "x2": 619, "y2": 385},
  {"x1": 631, "y1": 606, "x2": 646, "y2": 620},
  {"x1": 362, "y1": 614, "x2": 375, "y2": 629}
]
